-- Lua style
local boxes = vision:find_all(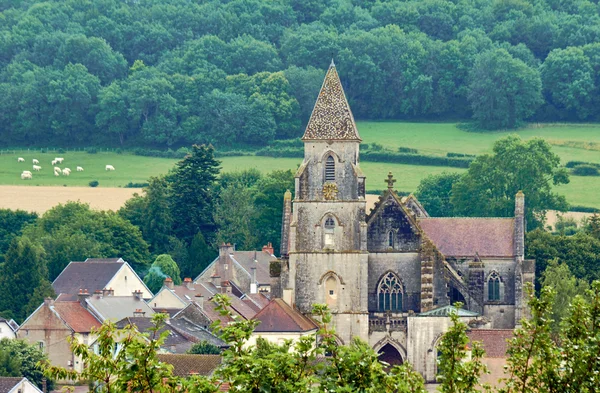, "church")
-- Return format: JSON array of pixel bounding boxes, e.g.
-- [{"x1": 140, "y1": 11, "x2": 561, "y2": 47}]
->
[{"x1": 271, "y1": 62, "x2": 535, "y2": 380}]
